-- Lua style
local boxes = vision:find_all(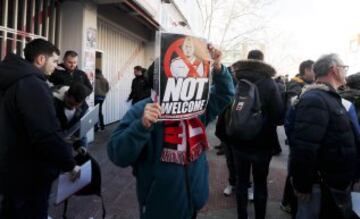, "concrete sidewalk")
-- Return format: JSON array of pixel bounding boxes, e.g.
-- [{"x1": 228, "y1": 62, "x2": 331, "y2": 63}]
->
[{"x1": 49, "y1": 122, "x2": 291, "y2": 219}]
